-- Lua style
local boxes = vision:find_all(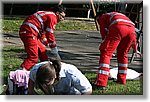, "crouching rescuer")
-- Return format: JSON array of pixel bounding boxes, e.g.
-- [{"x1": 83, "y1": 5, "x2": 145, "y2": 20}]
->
[
  {"x1": 19, "y1": 5, "x2": 66, "y2": 71},
  {"x1": 94, "y1": 12, "x2": 138, "y2": 89}
]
